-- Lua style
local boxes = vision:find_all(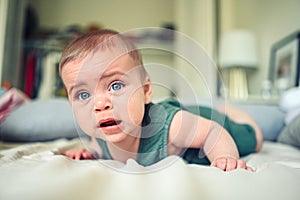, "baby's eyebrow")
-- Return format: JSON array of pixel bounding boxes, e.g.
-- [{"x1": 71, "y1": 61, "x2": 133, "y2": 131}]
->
[
  {"x1": 68, "y1": 71, "x2": 128, "y2": 94},
  {"x1": 101, "y1": 71, "x2": 128, "y2": 79},
  {"x1": 69, "y1": 82, "x2": 87, "y2": 95}
]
